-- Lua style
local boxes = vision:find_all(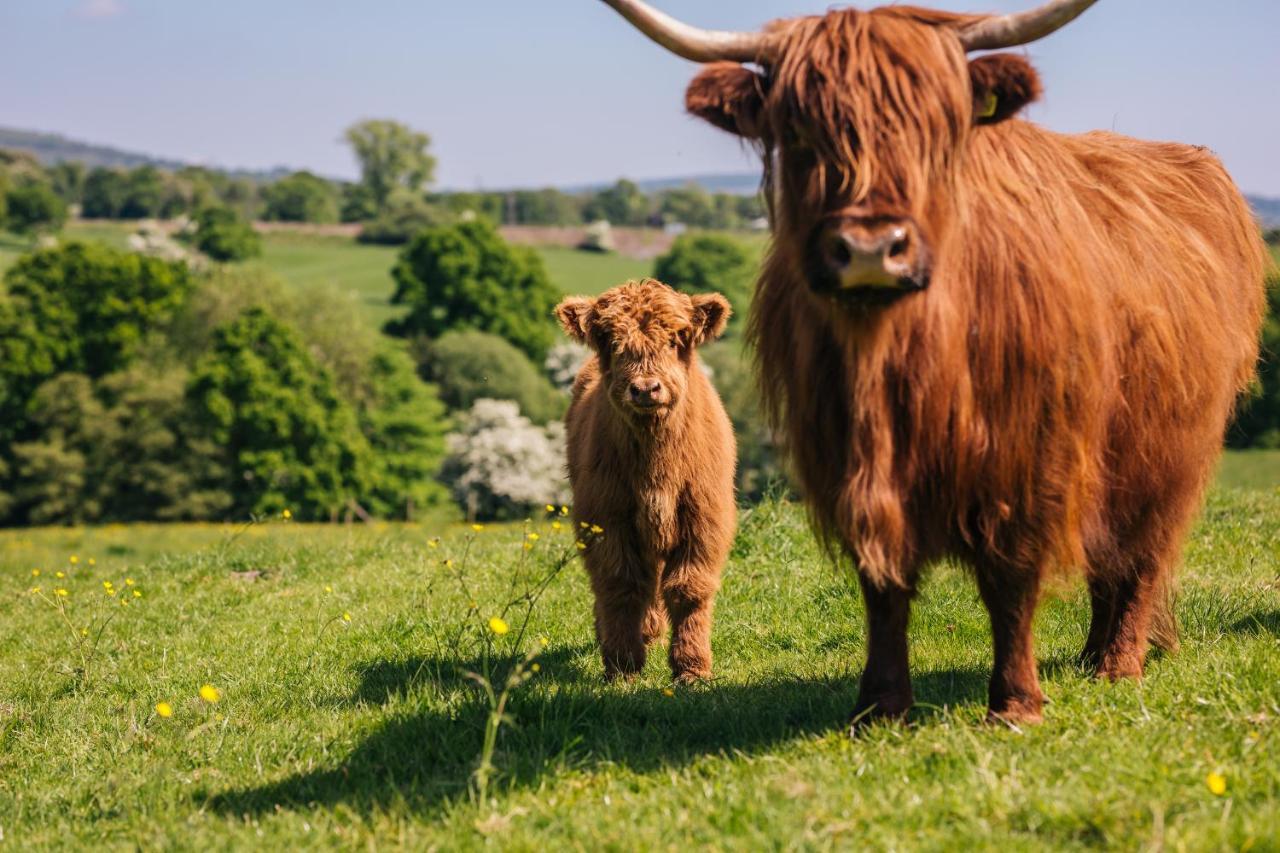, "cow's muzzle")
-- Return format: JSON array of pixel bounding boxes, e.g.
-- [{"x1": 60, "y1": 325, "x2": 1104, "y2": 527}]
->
[{"x1": 807, "y1": 217, "x2": 930, "y2": 297}]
